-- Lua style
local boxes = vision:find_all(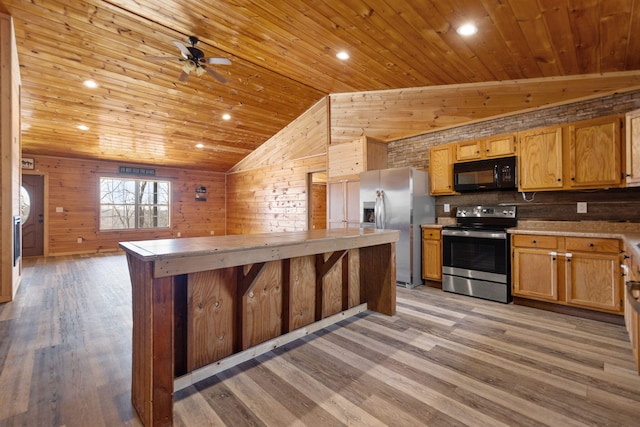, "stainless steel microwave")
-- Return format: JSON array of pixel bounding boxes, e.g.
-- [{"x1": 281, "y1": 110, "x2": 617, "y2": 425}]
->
[{"x1": 453, "y1": 156, "x2": 517, "y2": 192}]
